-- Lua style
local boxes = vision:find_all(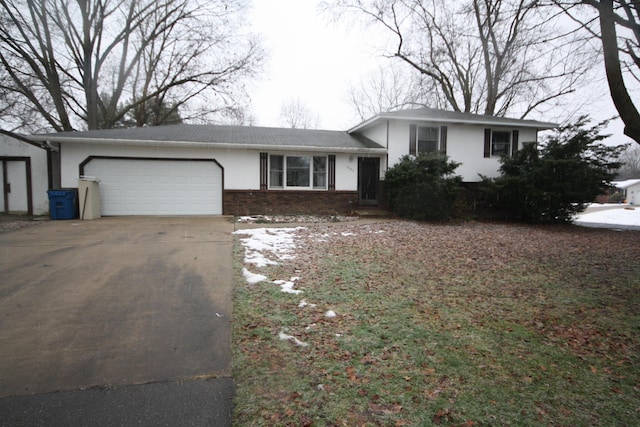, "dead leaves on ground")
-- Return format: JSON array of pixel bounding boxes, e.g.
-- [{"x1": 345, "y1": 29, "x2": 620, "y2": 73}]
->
[{"x1": 234, "y1": 221, "x2": 640, "y2": 426}]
